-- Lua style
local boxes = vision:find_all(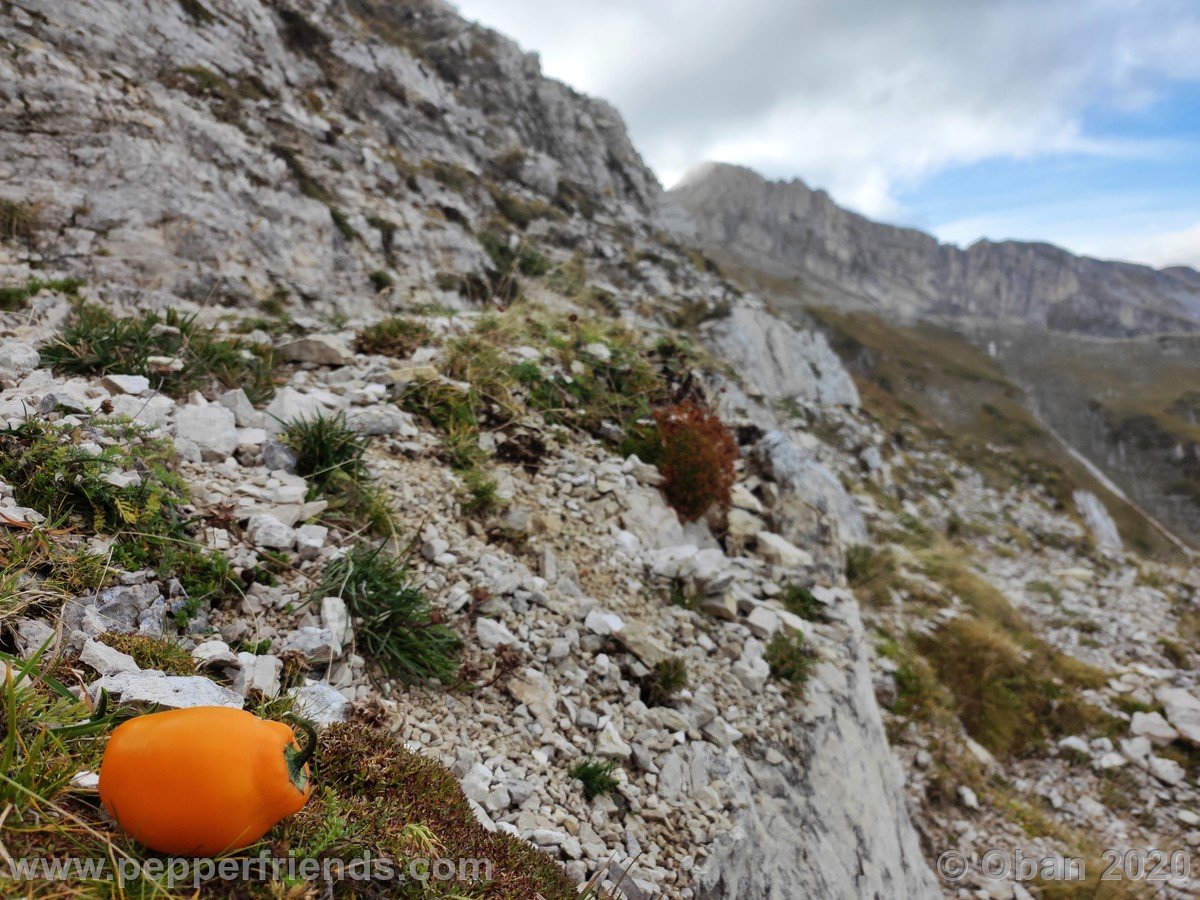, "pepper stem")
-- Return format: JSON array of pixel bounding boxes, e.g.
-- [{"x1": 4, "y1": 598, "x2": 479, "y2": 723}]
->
[{"x1": 282, "y1": 715, "x2": 318, "y2": 793}]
